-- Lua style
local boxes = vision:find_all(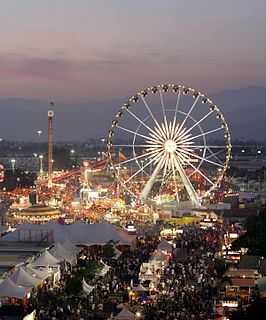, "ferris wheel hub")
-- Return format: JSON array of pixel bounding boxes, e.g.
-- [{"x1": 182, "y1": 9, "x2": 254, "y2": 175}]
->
[{"x1": 164, "y1": 140, "x2": 177, "y2": 153}]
